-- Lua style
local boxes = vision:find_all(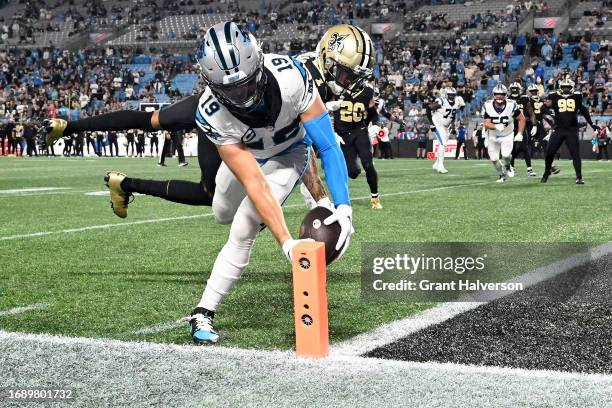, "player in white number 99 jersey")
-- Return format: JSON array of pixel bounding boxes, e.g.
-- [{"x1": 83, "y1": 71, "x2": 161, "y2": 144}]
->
[
  {"x1": 188, "y1": 22, "x2": 353, "y2": 345},
  {"x1": 428, "y1": 87, "x2": 465, "y2": 173},
  {"x1": 482, "y1": 84, "x2": 526, "y2": 183}
]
